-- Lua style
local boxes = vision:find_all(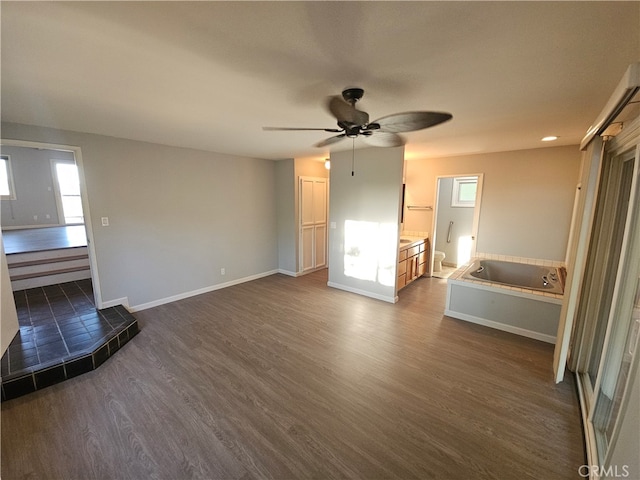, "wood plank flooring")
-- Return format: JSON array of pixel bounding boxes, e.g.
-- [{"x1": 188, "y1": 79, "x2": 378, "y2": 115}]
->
[
  {"x1": 1, "y1": 270, "x2": 585, "y2": 479},
  {"x1": 2, "y1": 225, "x2": 87, "y2": 255}
]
